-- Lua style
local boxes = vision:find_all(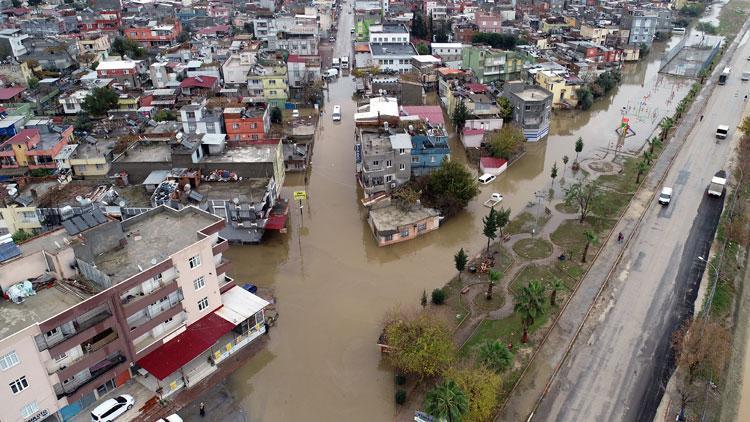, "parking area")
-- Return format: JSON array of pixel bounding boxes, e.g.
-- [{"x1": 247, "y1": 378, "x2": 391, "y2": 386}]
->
[{"x1": 69, "y1": 380, "x2": 155, "y2": 422}]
